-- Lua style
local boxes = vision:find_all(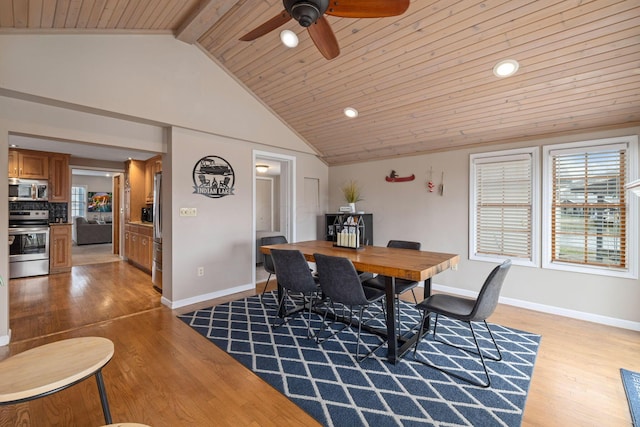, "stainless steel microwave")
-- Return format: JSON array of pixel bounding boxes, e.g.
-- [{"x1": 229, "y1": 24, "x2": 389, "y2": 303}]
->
[{"x1": 9, "y1": 178, "x2": 48, "y2": 201}]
